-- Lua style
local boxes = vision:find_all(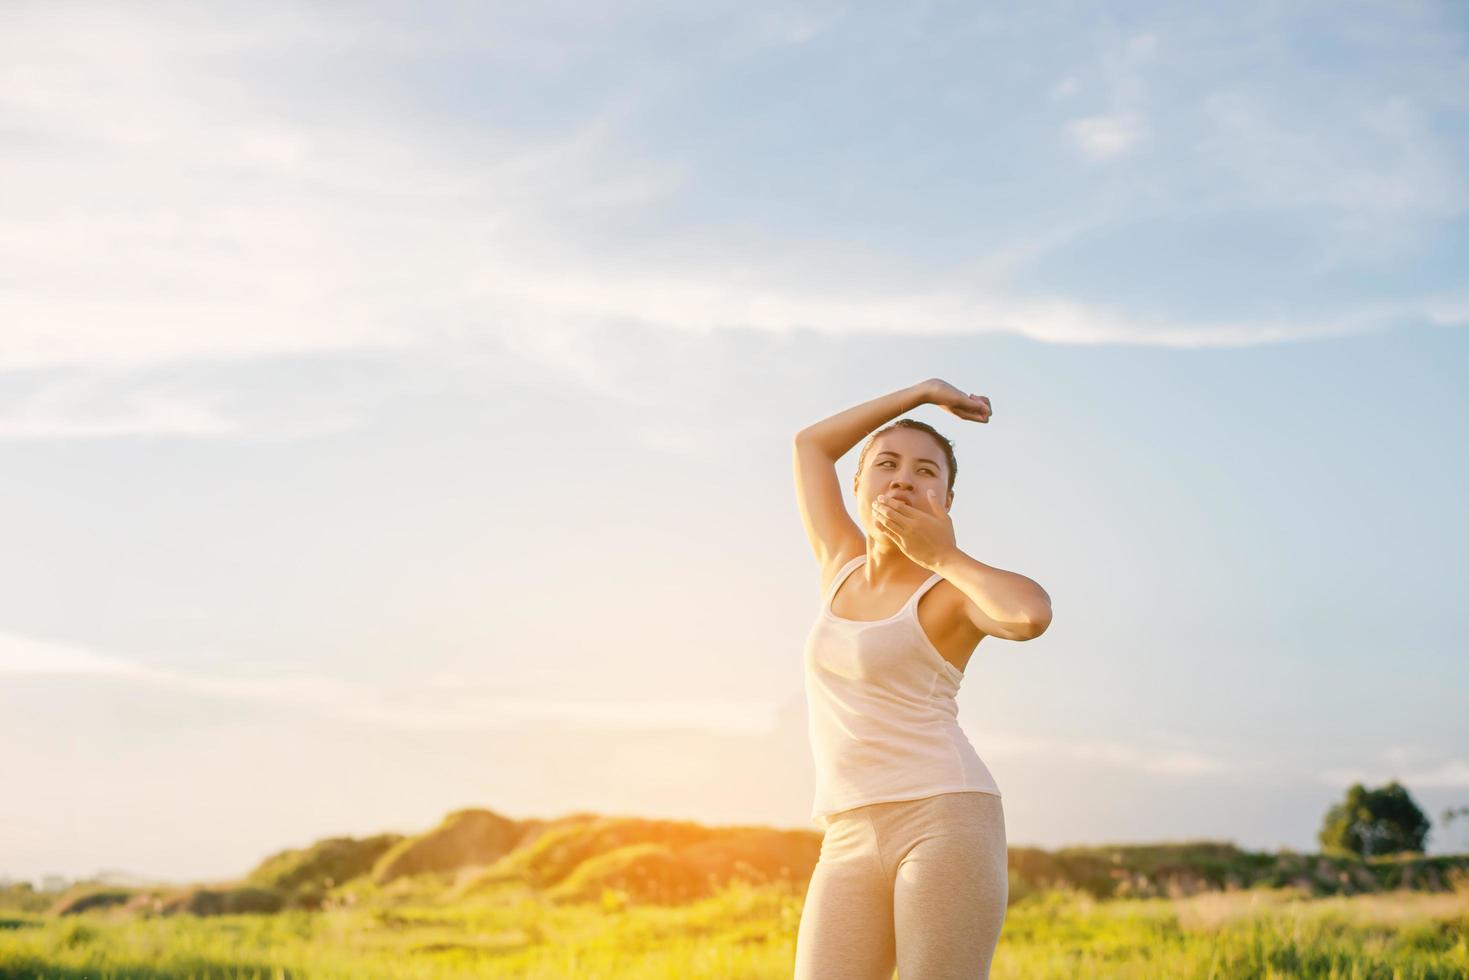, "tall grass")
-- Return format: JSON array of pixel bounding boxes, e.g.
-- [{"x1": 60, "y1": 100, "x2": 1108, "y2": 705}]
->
[{"x1": 2, "y1": 879, "x2": 1466, "y2": 979}]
